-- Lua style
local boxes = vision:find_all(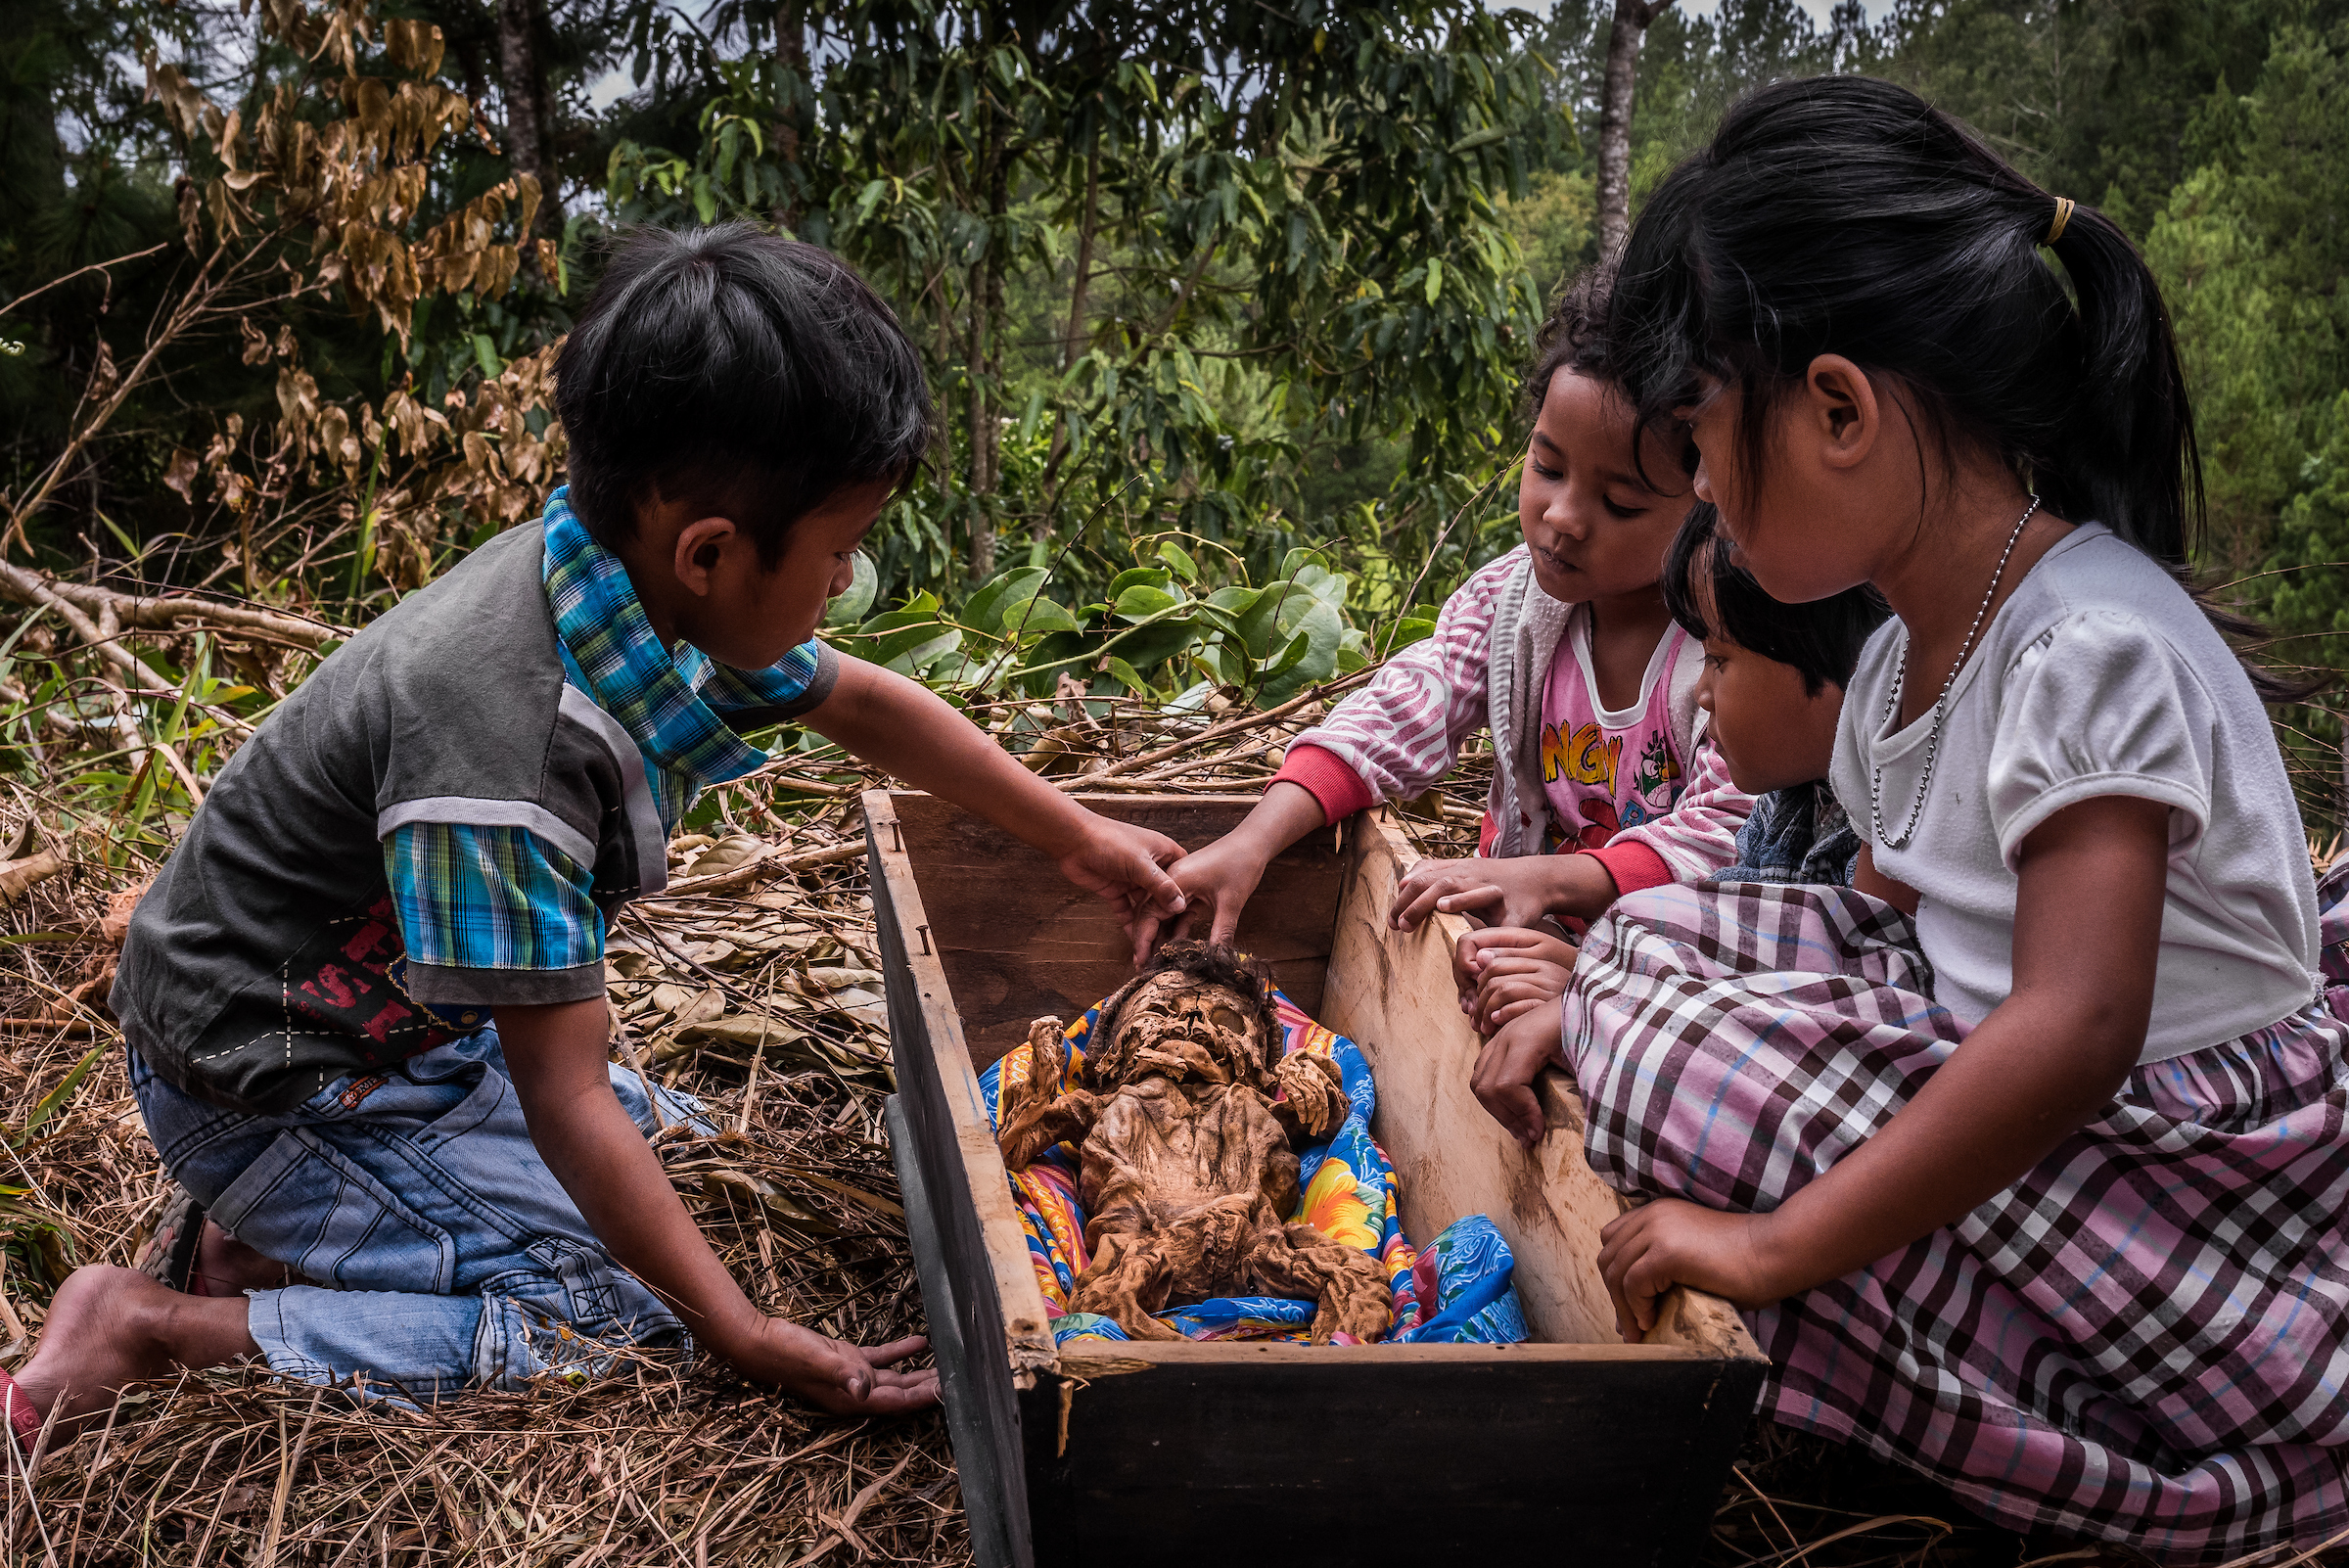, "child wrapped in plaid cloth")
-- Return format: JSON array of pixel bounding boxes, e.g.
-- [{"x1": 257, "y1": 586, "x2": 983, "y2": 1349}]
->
[{"x1": 1503, "y1": 78, "x2": 2349, "y2": 1563}]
